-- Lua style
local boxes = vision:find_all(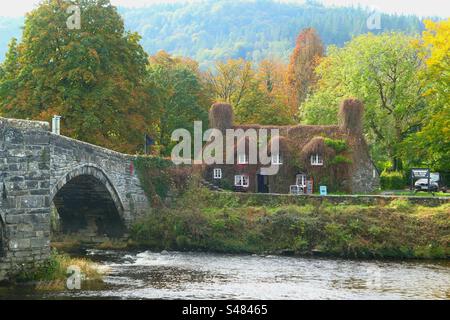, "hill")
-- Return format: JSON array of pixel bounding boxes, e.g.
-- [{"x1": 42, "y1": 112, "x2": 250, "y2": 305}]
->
[
  {"x1": 119, "y1": 0, "x2": 426, "y2": 68},
  {"x1": 0, "y1": 0, "x2": 428, "y2": 68}
]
